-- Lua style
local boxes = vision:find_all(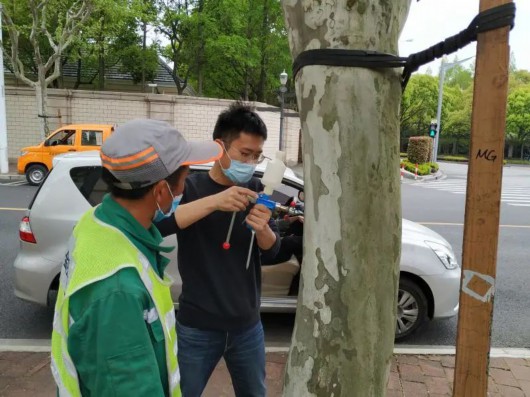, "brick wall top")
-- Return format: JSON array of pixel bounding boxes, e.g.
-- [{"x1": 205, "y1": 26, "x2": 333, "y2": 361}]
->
[
  {"x1": 5, "y1": 86, "x2": 301, "y2": 165},
  {"x1": 5, "y1": 86, "x2": 284, "y2": 110}
]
